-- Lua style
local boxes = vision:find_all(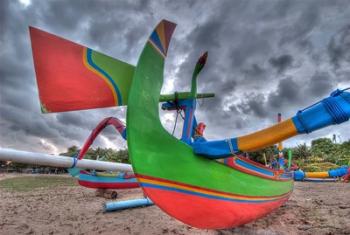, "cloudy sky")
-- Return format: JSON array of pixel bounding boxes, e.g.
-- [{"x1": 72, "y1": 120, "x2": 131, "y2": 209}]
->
[{"x1": 1, "y1": 0, "x2": 349, "y2": 154}]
